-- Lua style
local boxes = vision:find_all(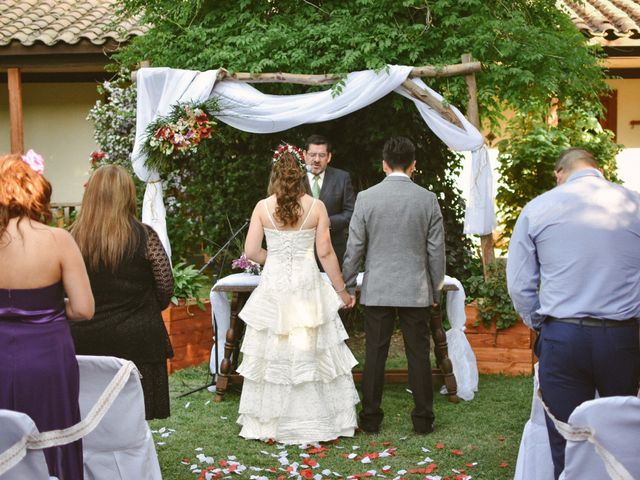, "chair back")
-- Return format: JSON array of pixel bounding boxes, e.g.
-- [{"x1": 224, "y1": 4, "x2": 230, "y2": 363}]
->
[
  {"x1": 0, "y1": 410, "x2": 50, "y2": 479},
  {"x1": 514, "y1": 363, "x2": 554, "y2": 480},
  {"x1": 560, "y1": 396, "x2": 640, "y2": 480},
  {"x1": 77, "y1": 355, "x2": 162, "y2": 480}
]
